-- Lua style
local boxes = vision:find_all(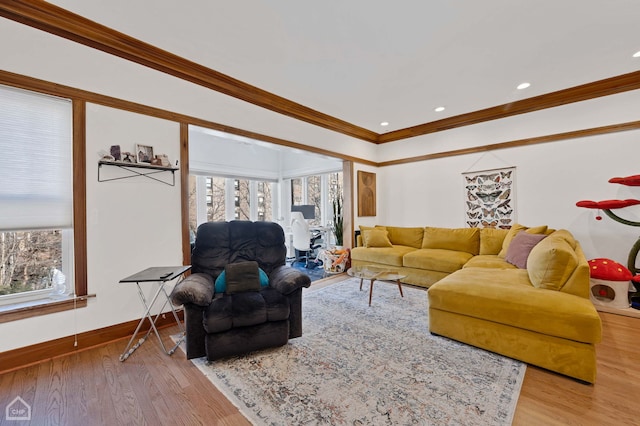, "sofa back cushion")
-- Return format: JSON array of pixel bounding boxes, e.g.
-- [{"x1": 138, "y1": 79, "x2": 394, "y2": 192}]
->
[
  {"x1": 479, "y1": 228, "x2": 509, "y2": 255},
  {"x1": 422, "y1": 227, "x2": 480, "y2": 255},
  {"x1": 527, "y1": 231, "x2": 579, "y2": 291},
  {"x1": 386, "y1": 226, "x2": 424, "y2": 249}
]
